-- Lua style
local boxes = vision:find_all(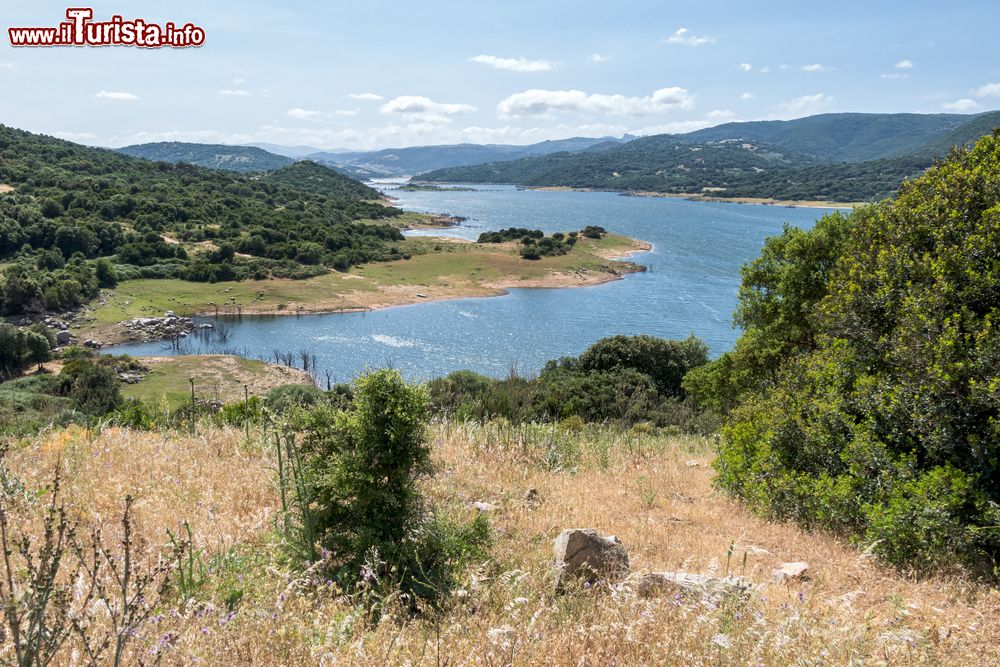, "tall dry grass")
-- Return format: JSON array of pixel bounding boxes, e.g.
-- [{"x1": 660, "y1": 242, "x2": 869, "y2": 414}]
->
[{"x1": 2, "y1": 420, "x2": 998, "y2": 665}]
